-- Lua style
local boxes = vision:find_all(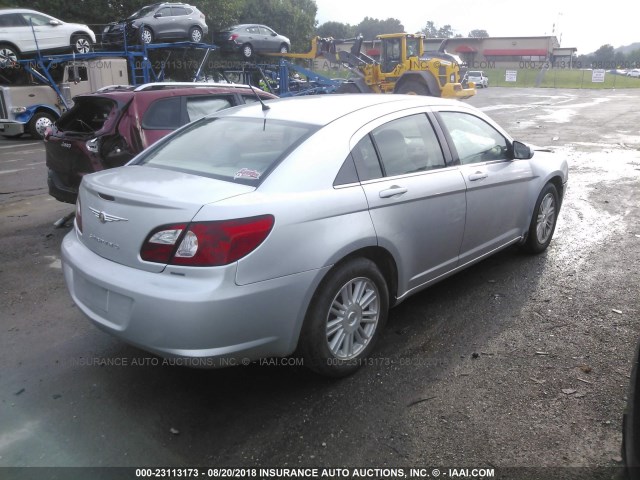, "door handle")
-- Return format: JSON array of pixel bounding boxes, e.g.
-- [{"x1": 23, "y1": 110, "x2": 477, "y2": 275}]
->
[
  {"x1": 379, "y1": 186, "x2": 408, "y2": 198},
  {"x1": 468, "y1": 172, "x2": 488, "y2": 181}
]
